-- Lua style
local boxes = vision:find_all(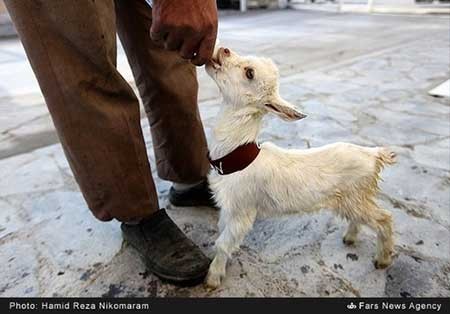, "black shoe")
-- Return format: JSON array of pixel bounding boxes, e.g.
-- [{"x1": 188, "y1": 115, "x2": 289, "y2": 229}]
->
[
  {"x1": 121, "y1": 209, "x2": 210, "y2": 286},
  {"x1": 169, "y1": 180, "x2": 217, "y2": 208}
]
